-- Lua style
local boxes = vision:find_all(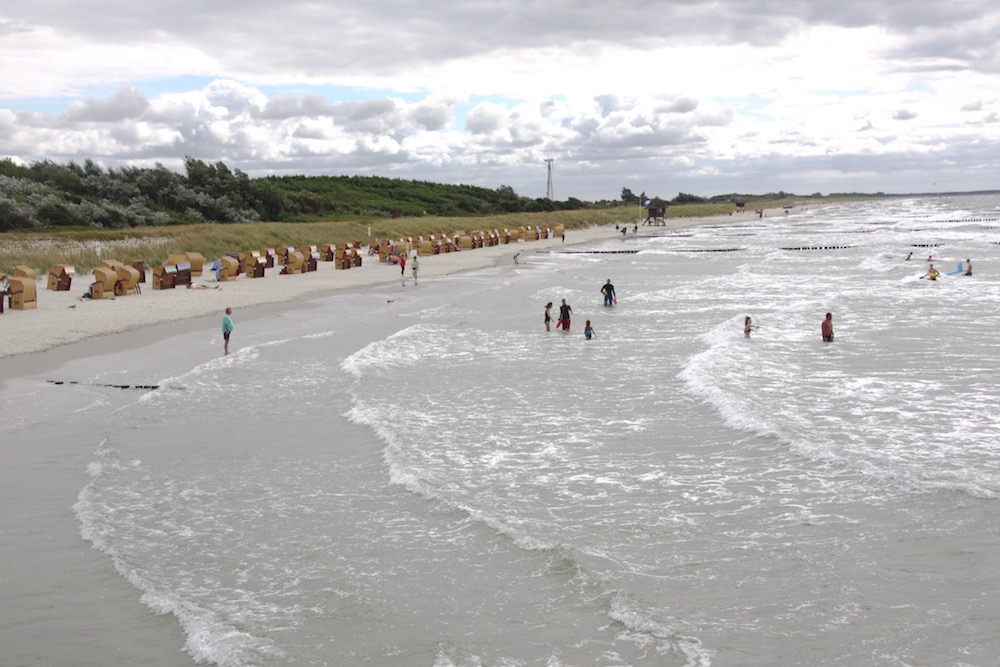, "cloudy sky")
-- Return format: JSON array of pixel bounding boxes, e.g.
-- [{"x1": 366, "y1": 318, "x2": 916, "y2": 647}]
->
[{"x1": 2, "y1": 1, "x2": 998, "y2": 200}]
